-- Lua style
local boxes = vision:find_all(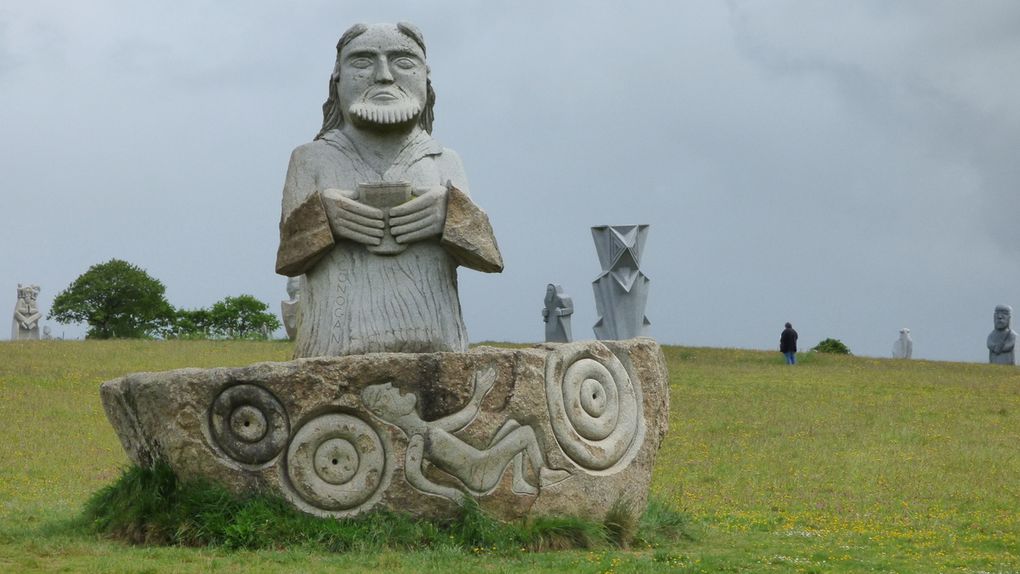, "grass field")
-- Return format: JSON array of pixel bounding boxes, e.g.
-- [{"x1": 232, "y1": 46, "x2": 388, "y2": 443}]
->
[{"x1": 1, "y1": 340, "x2": 1019, "y2": 573}]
